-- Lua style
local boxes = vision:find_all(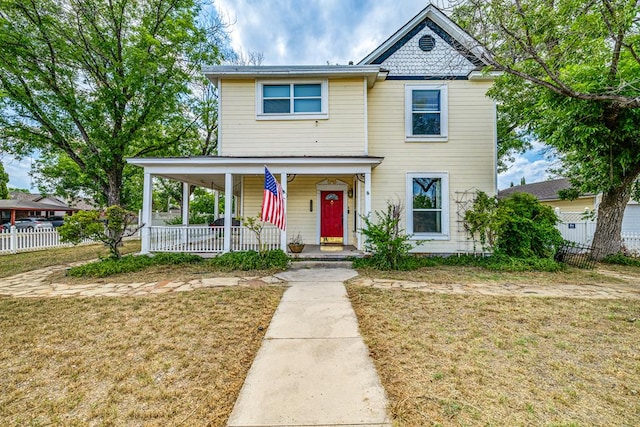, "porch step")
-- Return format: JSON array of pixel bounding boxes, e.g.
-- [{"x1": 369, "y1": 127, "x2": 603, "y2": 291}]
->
[{"x1": 288, "y1": 260, "x2": 354, "y2": 269}]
